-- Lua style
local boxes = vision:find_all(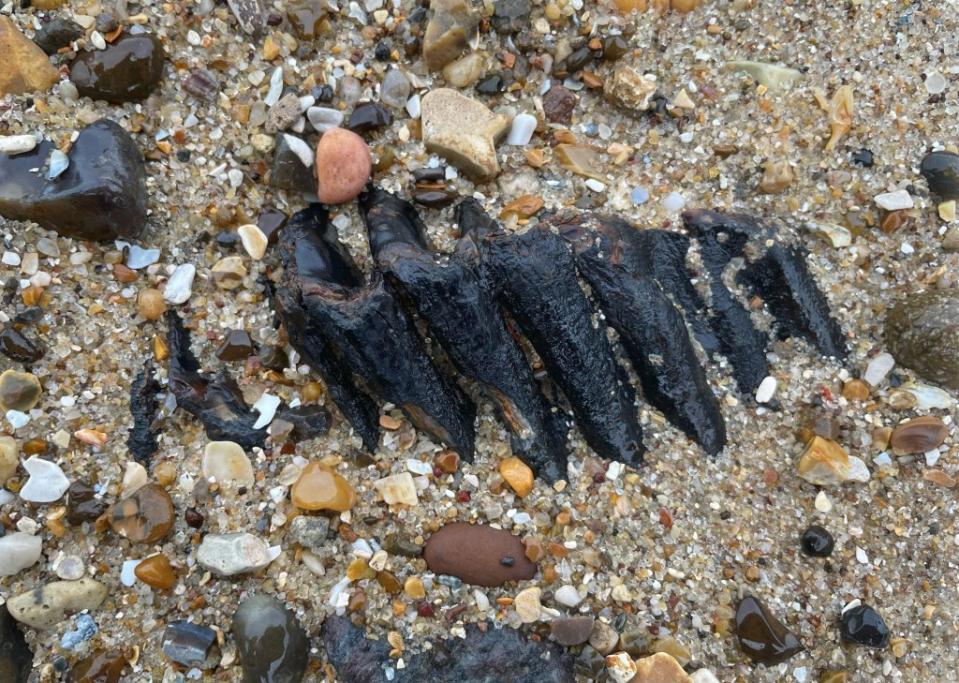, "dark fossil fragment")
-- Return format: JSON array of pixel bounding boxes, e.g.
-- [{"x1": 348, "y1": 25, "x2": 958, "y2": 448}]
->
[
  {"x1": 275, "y1": 204, "x2": 477, "y2": 459},
  {"x1": 456, "y1": 199, "x2": 644, "y2": 468},
  {"x1": 553, "y1": 212, "x2": 726, "y2": 455},
  {"x1": 127, "y1": 360, "x2": 162, "y2": 465},
  {"x1": 360, "y1": 187, "x2": 568, "y2": 480}
]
